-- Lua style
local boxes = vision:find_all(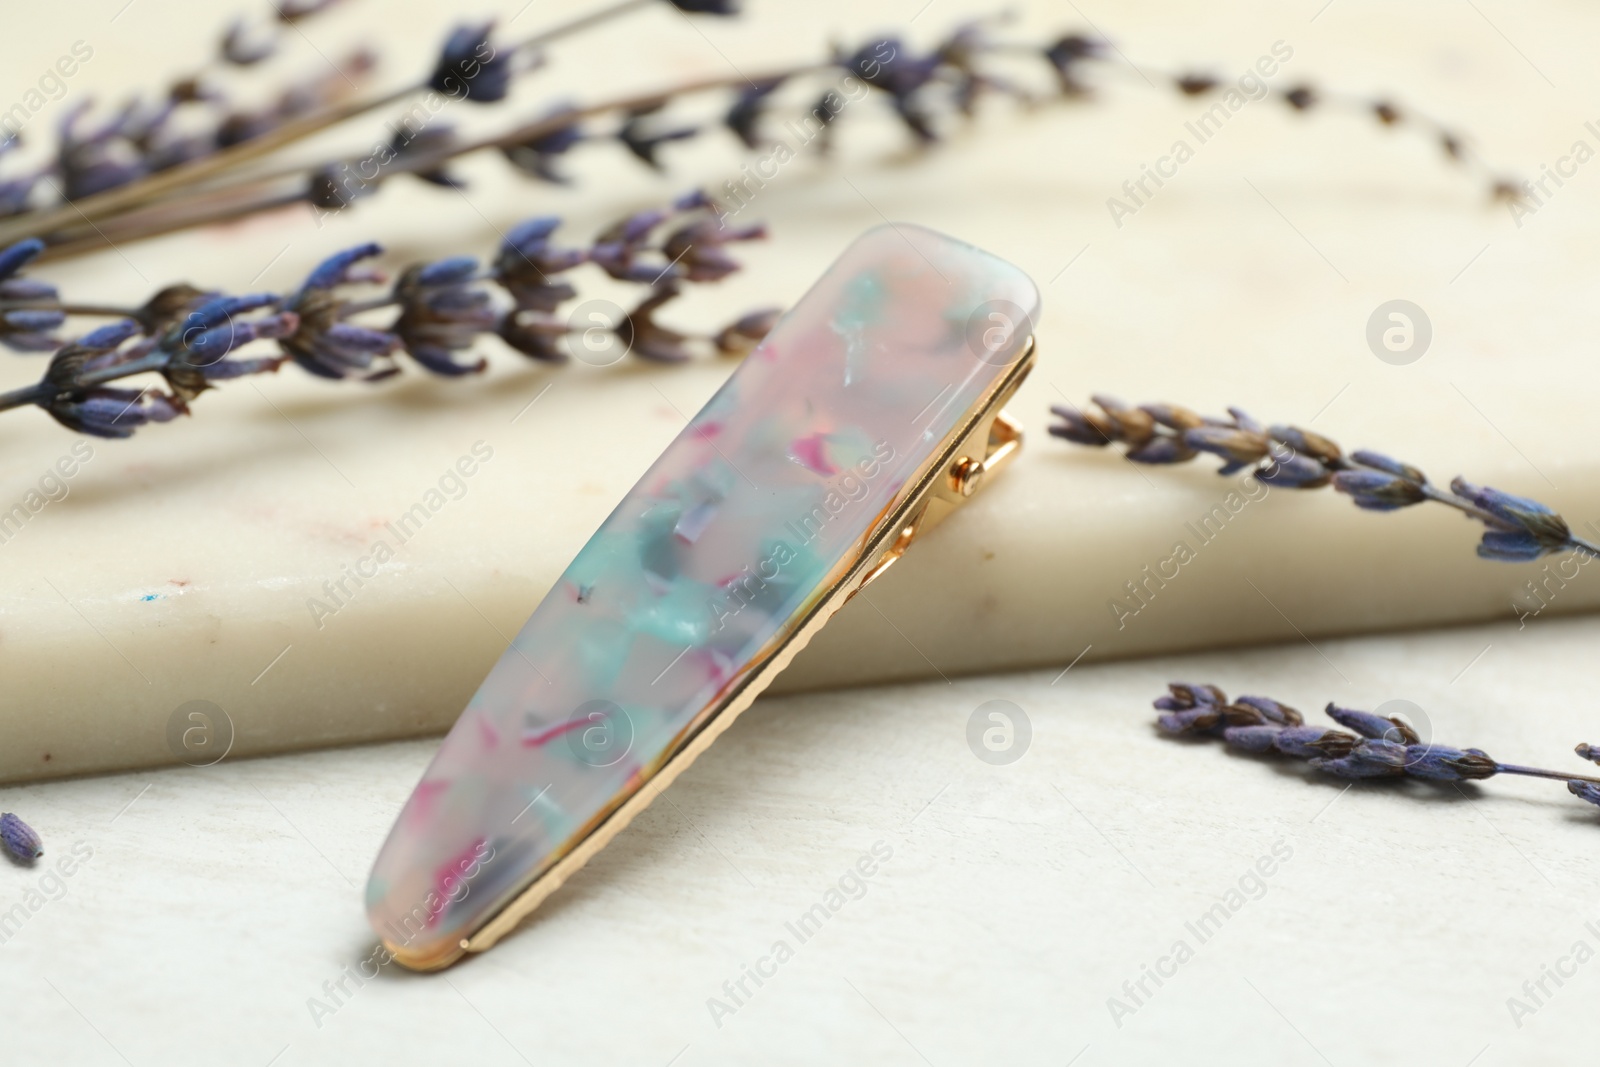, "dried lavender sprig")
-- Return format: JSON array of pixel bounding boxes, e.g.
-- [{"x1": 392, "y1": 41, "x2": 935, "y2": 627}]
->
[
  {"x1": 20, "y1": 18, "x2": 1517, "y2": 260},
  {"x1": 1155, "y1": 682, "x2": 1600, "y2": 817},
  {"x1": 0, "y1": 192, "x2": 779, "y2": 436},
  {"x1": 0, "y1": 0, "x2": 716, "y2": 247},
  {"x1": 1064, "y1": 50, "x2": 1522, "y2": 203},
  {"x1": 1050, "y1": 397, "x2": 1600, "y2": 563},
  {"x1": 0, "y1": 812, "x2": 42, "y2": 863}
]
